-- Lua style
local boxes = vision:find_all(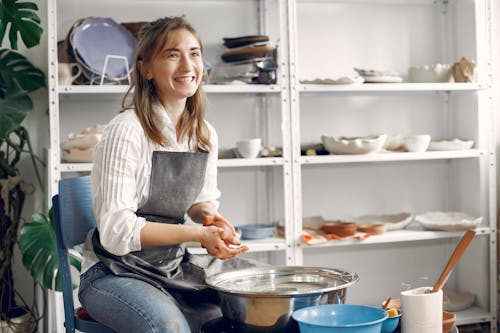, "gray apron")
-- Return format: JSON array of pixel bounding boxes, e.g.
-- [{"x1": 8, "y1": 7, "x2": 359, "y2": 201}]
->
[{"x1": 92, "y1": 150, "x2": 255, "y2": 332}]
